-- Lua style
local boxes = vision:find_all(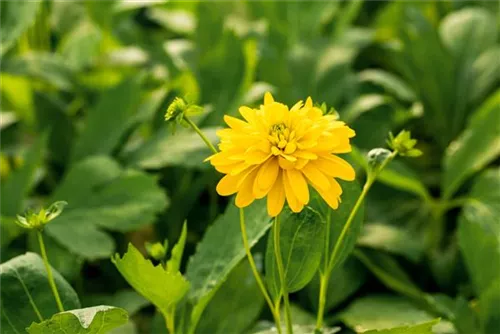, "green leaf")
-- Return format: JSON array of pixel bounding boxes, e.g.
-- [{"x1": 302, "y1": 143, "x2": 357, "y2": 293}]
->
[
  {"x1": 83, "y1": 290, "x2": 149, "y2": 316},
  {"x1": 46, "y1": 156, "x2": 168, "y2": 259},
  {"x1": 443, "y1": 90, "x2": 500, "y2": 199},
  {"x1": 58, "y1": 20, "x2": 102, "y2": 71},
  {"x1": 358, "y1": 69, "x2": 417, "y2": 102},
  {"x1": 340, "y1": 295, "x2": 439, "y2": 332},
  {"x1": 358, "y1": 224, "x2": 424, "y2": 262},
  {"x1": 458, "y1": 168, "x2": 500, "y2": 296},
  {"x1": 355, "y1": 249, "x2": 425, "y2": 301},
  {"x1": 0, "y1": 1, "x2": 41, "y2": 54},
  {"x1": 195, "y1": 260, "x2": 264, "y2": 334},
  {"x1": 1, "y1": 53, "x2": 75, "y2": 91},
  {"x1": 471, "y1": 47, "x2": 500, "y2": 104},
  {"x1": 265, "y1": 207, "x2": 325, "y2": 299},
  {"x1": 362, "y1": 319, "x2": 440, "y2": 334},
  {"x1": 0, "y1": 253, "x2": 80, "y2": 334},
  {"x1": 480, "y1": 279, "x2": 500, "y2": 334},
  {"x1": 27, "y1": 306, "x2": 128, "y2": 334},
  {"x1": 186, "y1": 199, "x2": 270, "y2": 302},
  {"x1": 71, "y1": 78, "x2": 142, "y2": 163},
  {"x1": 306, "y1": 257, "x2": 367, "y2": 312},
  {"x1": 125, "y1": 127, "x2": 220, "y2": 170},
  {"x1": 1, "y1": 134, "x2": 47, "y2": 217},
  {"x1": 167, "y1": 221, "x2": 187, "y2": 273},
  {"x1": 310, "y1": 180, "x2": 364, "y2": 272},
  {"x1": 377, "y1": 160, "x2": 430, "y2": 201},
  {"x1": 253, "y1": 324, "x2": 340, "y2": 334},
  {"x1": 186, "y1": 200, "x2": 271, "y2": 329},
  {"x1": 112, "y1": 244, "x2": 190, "y2": 317}
]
